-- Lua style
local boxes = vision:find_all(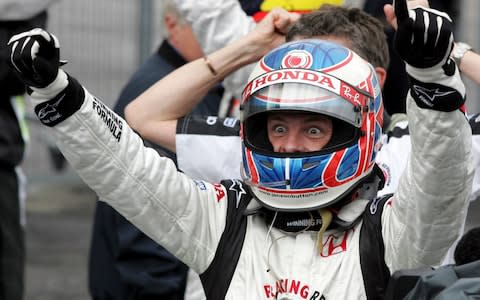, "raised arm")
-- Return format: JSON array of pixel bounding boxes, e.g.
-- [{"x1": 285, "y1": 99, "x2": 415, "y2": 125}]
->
[
  {"x1": 7, "y1": 29, "x2": 232, "y2": 273},
  {"x1": 382, "y1": 0, "x2": 473, "y2": 271},
  {"x1": 124, "y1": 8, "x2": 299, "y2": 152}
]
